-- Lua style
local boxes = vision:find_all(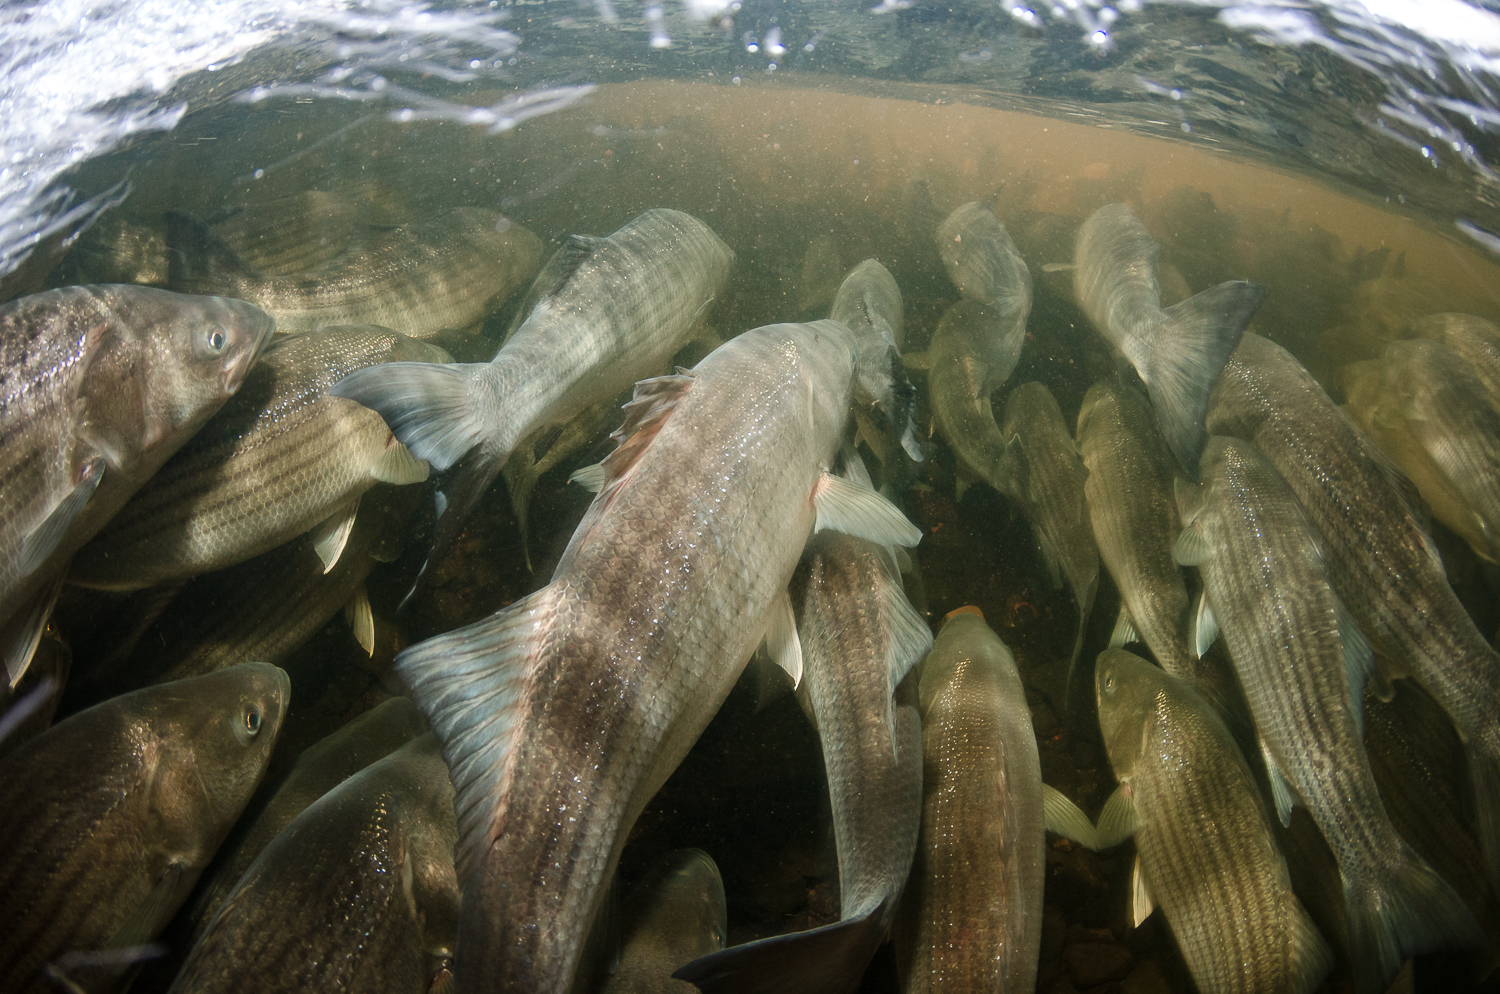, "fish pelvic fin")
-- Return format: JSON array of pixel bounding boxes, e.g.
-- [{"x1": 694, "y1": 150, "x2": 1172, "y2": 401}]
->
[
  {"x1": 1147, "y1": 280, "x2": 1266, "y2": 479},
  {"x1": 1043, "y1": 784, "x2": 1099, "y2": 850},
  {"x1": 1095, "y1": 783, "x2": 1141, "y2": 849},
  {"x1": 396, "y1": 583, "x2": 557, "y2": 880},
  {"x1": 673, "y1": 900, "x2": 887, "y2": 994},
  {"x1": 1344, "y1": 842, "x2": 1485, "y2": 994}
]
